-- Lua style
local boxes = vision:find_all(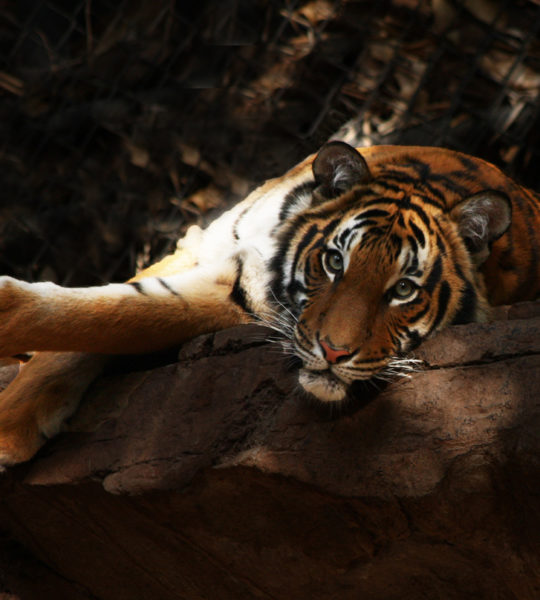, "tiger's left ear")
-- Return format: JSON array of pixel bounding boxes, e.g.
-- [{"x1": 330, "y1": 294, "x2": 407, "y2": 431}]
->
[
  {"x1": 312, "y1": 141, "x2": 371, "y2": 202},
  {"x1": 450, "y1": 190, "x2": 512, "y2": 264}
]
